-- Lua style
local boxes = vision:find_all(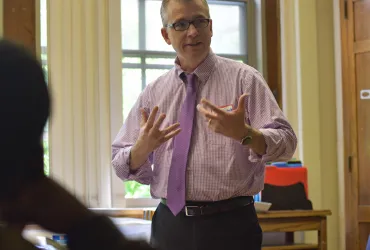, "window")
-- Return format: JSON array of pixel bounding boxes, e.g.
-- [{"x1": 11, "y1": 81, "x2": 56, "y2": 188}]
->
[
  {"x1": 120, "y1": 0, "x2": 247, "y2": 199},
  {"x1": 40, "y1": 0, "x2": 49, "y2": 175}
]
